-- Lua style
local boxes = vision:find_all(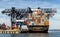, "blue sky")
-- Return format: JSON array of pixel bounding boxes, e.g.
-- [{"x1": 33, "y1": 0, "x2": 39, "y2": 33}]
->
[{"x1": 0, "y1": 0, "x2": 60, "y2": 29}]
